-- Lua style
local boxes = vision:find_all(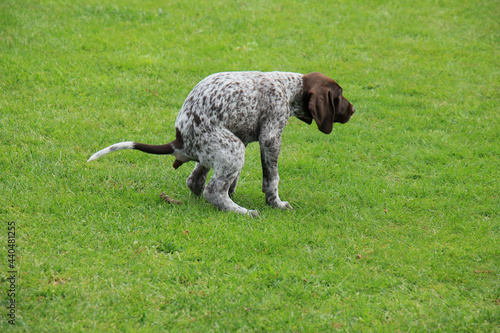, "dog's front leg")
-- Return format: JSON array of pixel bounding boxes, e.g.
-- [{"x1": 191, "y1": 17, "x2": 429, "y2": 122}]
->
[{"x1": 259, "y1": 132, "x2": 293, "y2": 210}]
